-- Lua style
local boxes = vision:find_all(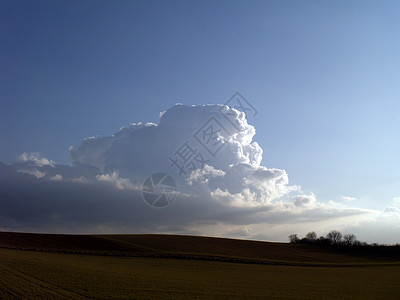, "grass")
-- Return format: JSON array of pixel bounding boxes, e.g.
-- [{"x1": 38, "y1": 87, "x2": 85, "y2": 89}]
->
[
  {"x1": 0, "y1": 232, "x2": 400, "y2": 299},
  {"x1": 1, "y1": 248, "x2": 400, "y2": 299}
]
